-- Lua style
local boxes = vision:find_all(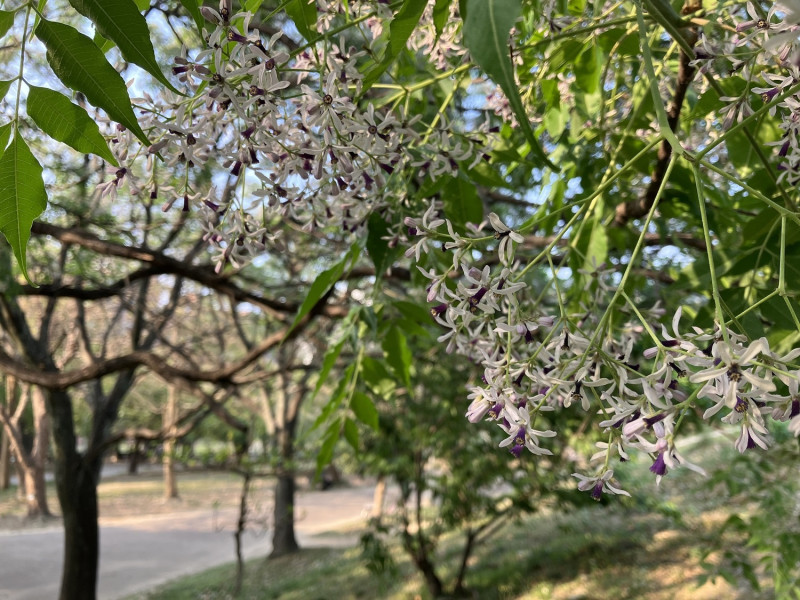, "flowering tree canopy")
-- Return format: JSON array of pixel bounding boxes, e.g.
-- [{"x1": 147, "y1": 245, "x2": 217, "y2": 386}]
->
[{"x1": 2, "y1": 0, "x2": 800, "y2": 502}]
